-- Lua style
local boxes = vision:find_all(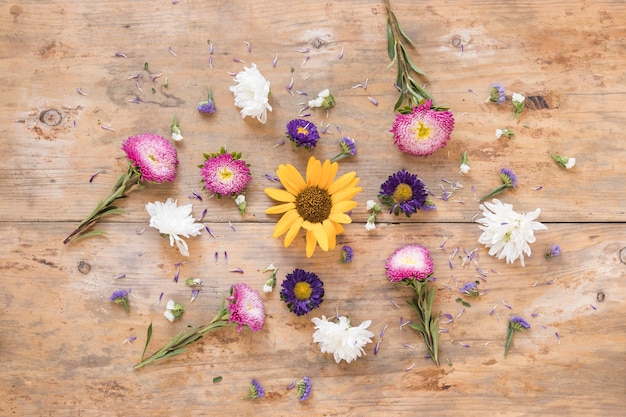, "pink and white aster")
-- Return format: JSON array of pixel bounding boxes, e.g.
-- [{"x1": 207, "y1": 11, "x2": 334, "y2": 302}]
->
[
  {"x1": 122, "y1": 133, "x2": 178, "y2": 182},
  {"x1": 385, "y1": 244, "x2": 434, "y2": 282},
  {"x1": 200, "y1": 151, "x2": 251, "y2": 198},
  {"x1": 390, "y1": 100, "x2": 455, "y2": 156},
  {"x1": 477, "y1": 199, "x2": 547, "y2": 267},
  {"x1": 227, "y1": 283, "x2": 265, "y2": 332}
]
